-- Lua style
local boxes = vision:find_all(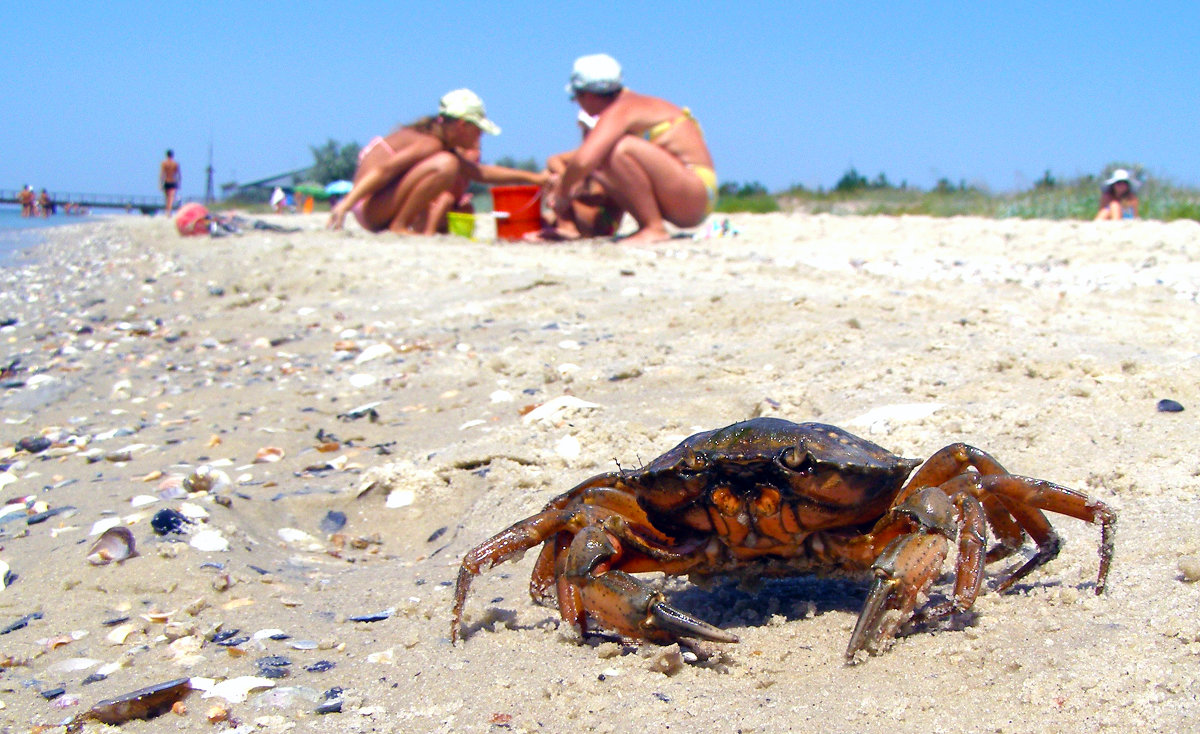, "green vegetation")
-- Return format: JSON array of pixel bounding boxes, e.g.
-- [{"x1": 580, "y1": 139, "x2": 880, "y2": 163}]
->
[
  {"x1": 772, "y1": 163, "x2": 1200, "y2": 222},
  {"x1": 715, "y1": 181, "x2": 780, "y2": 213},
  {"x1": 309, "y1": 140, "x2": 361, "y2": 184}
]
